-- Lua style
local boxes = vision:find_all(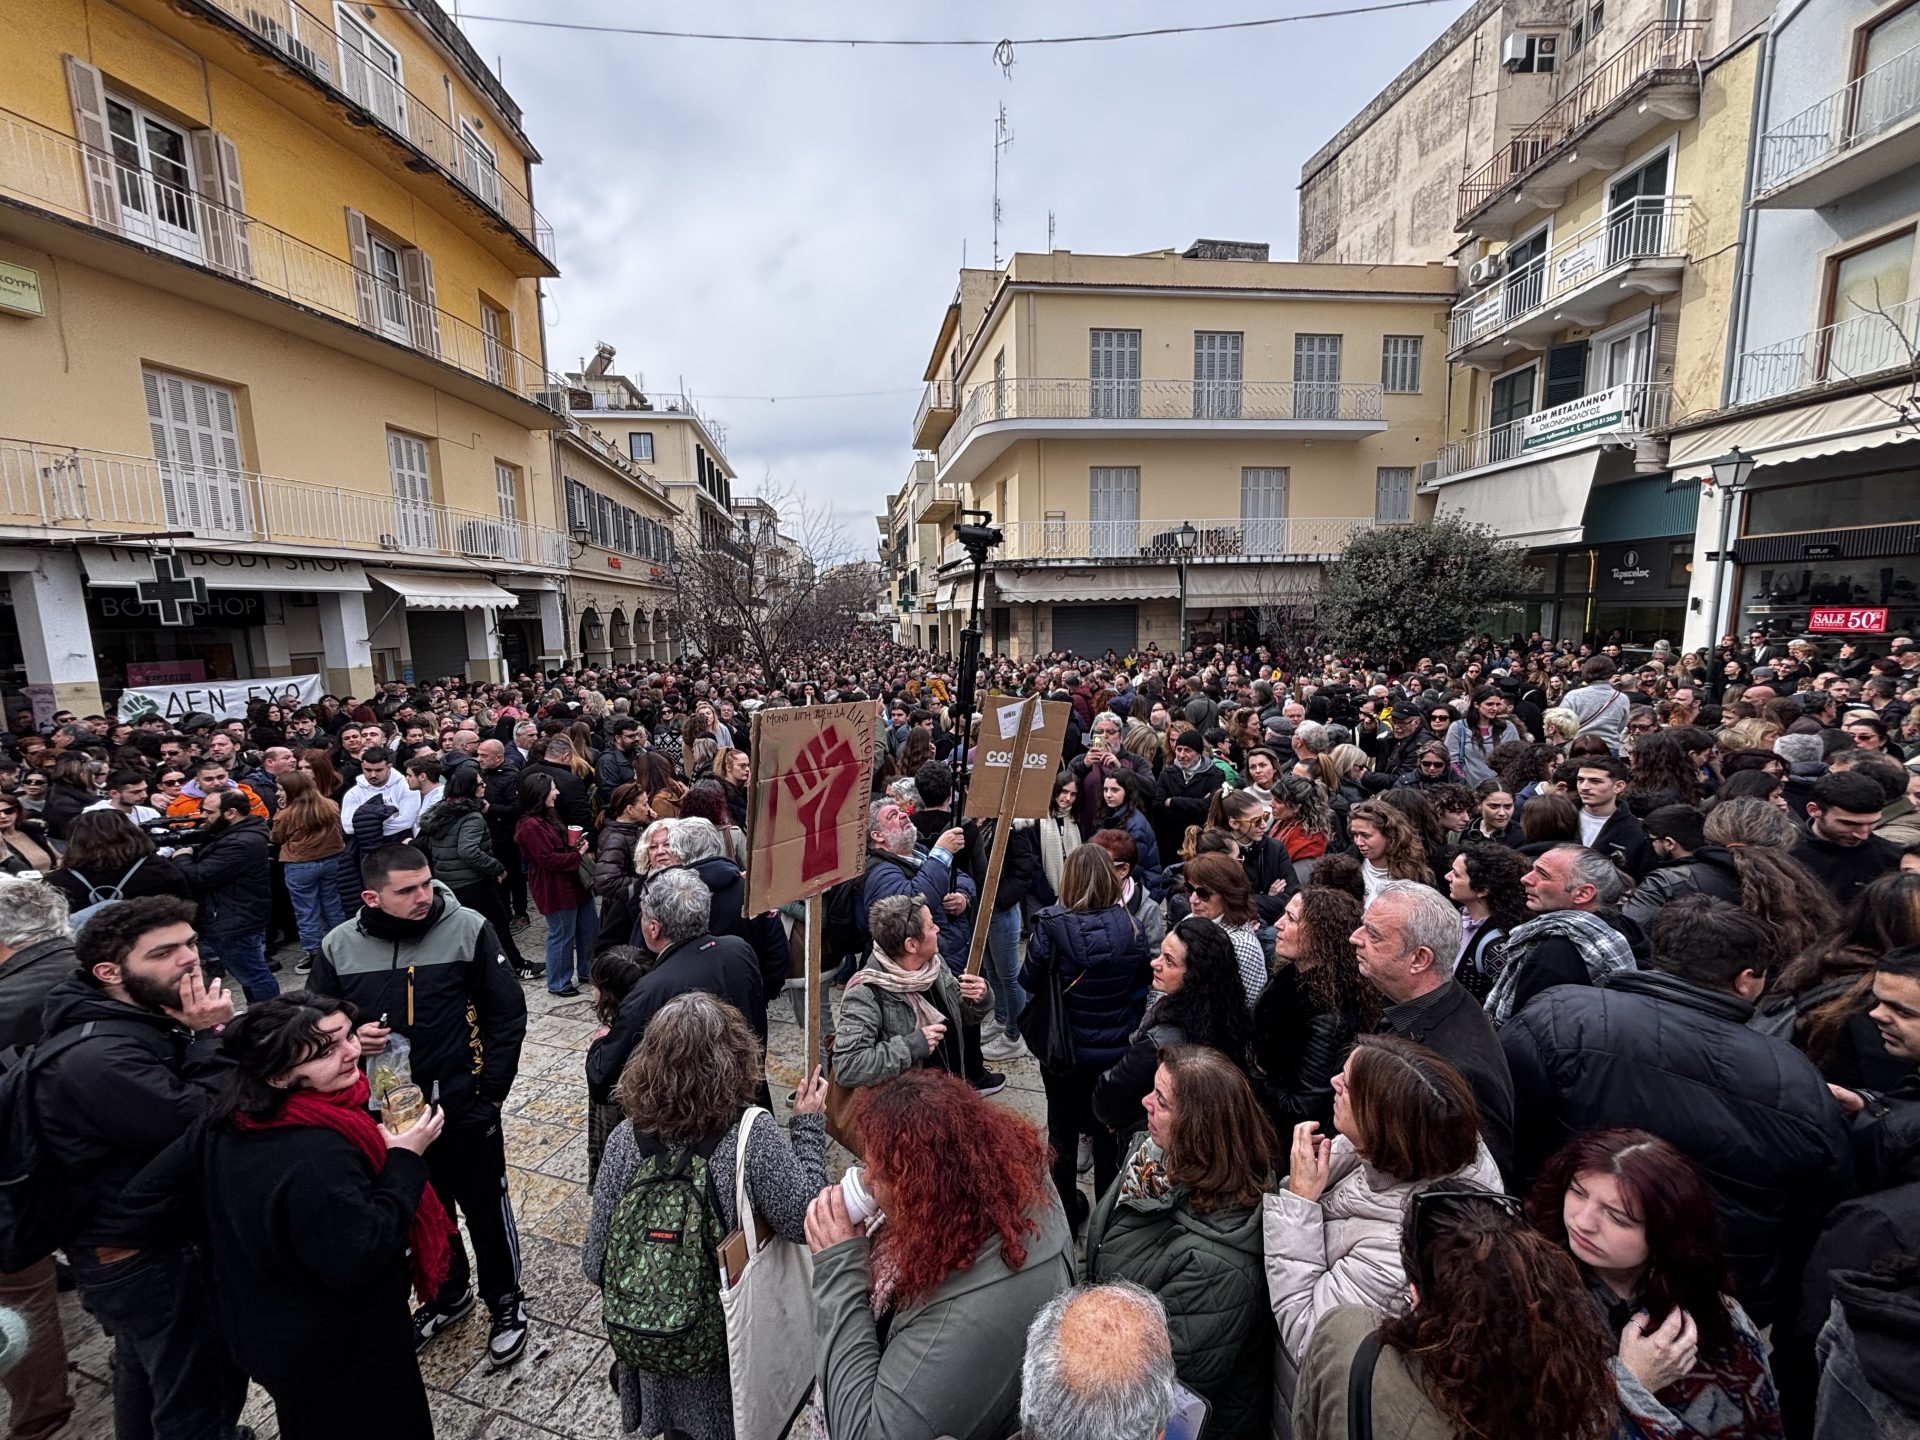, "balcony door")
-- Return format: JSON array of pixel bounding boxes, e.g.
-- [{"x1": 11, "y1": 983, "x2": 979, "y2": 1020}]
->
[
  {"x1": 1241, "y1": 467, "x2": 1289, "y2": 553},
  {"x1": 1606, "y1": 151, "x2": 1670, "y2": 267},
  {"x1": 105, "y1": 97, "x2": 201, "y2": 261},
  {"x1": 1090, "y1": 330, "x2": 1140, "y2": 418},
  {"x1": 1503, "y1": 226, "x2": 1549, "y2": 321},
  {"x1": 1488, "y1": 364, "x2": 1537, "y2": 462},
  {"x1": 1854, "y1": 2, "x2": 1920, "y2": 143},
  {"x1": 1089, "y1": 466, "x2": 1138, "y2": 557},
  {"x1": 143, "y1": 368, "x2": 250, "y2": 537},
  {"x1": 387, "y1": 430, "x2": 436, "y2": 550},
  {"x1": 1194, "y1": 332, "x2": 1243, "y2": 418},
  {"x1": 336, "y1": 8, "x2": 407, "y2": 133},
  {"x1": 460, "y1": 120, "x2": 502, "y2": 211},
  {"x1": 367, "y1": 234, "x2": 412, "y2": 344},
  {"x1": 1293, "y1": 334, "x2": 1343, "y2": 420}
]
